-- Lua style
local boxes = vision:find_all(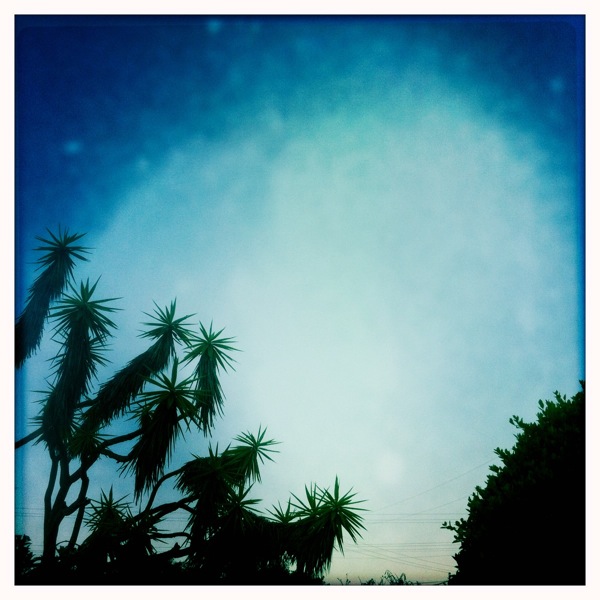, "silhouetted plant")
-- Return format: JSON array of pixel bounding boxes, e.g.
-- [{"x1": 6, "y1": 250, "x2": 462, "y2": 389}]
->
[
  {"x1": 15, "y1": 535, "x2": 38, "y2": 582},
  {"x1": 15, "y1": 228, "x2": 367, "y2": 584},
  {"x1": 15, "y1": 228, "x2": 90, "y2": 368},
  {"x1": 443, "y1": 383, "x2": 585, "y2": 585},
  {"x1": 337, "y1": 571, "x2": 418, "y2": 585}
]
